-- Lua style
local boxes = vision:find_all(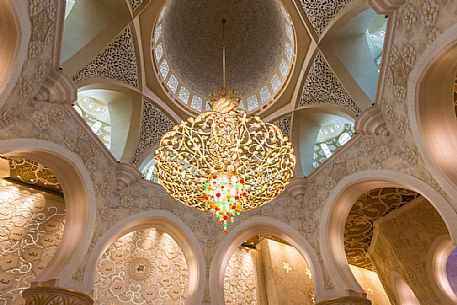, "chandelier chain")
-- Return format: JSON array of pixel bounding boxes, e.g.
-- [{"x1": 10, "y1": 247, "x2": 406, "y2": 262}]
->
[{"x1": 222, "y1": 18, "x2": 227, "y2": 89}]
